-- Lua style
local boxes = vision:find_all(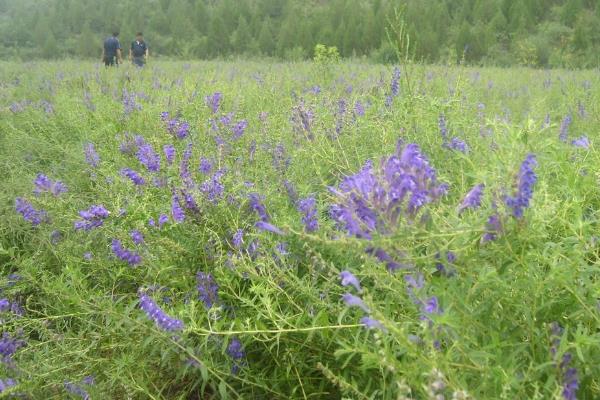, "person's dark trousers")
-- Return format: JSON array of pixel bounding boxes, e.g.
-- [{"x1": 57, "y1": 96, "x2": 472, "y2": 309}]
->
[
  {"x1": 103, "y1": 56, "x2": 116, "y2": 66},
  {"x1": 132, "y1": 57, "x2": 145, "y2": 67}
]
